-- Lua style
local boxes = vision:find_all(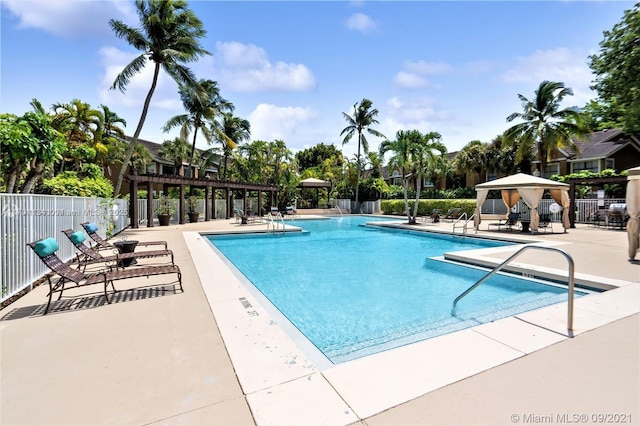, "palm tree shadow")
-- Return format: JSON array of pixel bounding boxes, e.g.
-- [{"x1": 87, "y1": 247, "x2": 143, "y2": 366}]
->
[{"x1": 0, "y1": 284, "x2": 182, "y2": 320}]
